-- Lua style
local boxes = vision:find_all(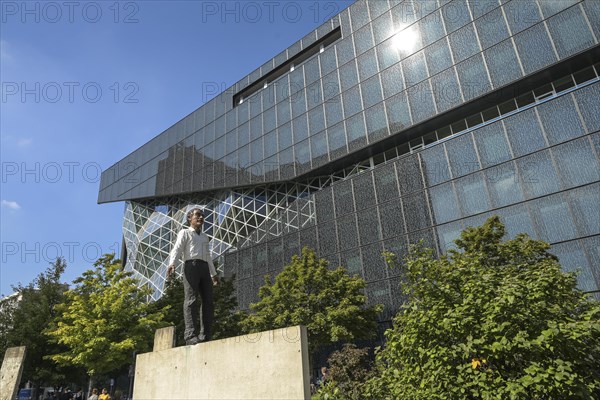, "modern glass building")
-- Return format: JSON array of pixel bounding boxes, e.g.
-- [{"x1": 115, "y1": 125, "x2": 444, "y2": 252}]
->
[{"x1": 99, "y1": 0, "x2": 600, "y2": 325}]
